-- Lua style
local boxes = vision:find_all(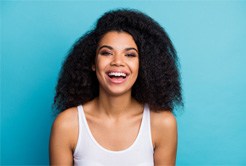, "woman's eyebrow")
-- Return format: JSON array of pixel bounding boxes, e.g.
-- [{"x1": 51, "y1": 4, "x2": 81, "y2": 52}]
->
[
  {"x1": 125, "y1": 47, "x2": 138, "y2": 53},
  {"x1": 98, "y1": 45, "x2": 113, "y2": 51},
  {"x1": 98, "y1": 45, "x2": 138, "y2": 53}
]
